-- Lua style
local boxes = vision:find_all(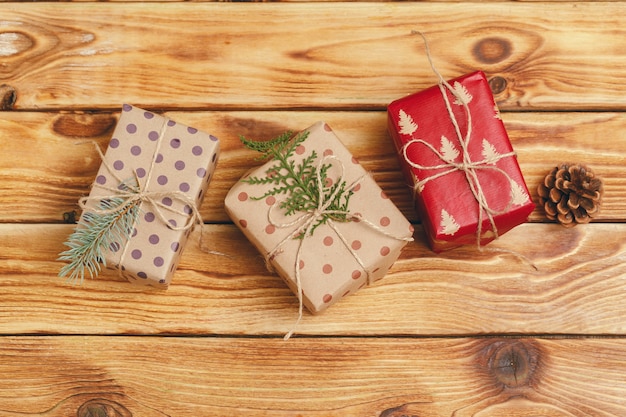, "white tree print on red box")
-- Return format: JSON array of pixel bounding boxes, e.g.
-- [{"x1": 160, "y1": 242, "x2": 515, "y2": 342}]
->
[
  {"x1": 396, "y1": 84, "x2": 530, "y2": 238},
  {"x1": 440, "y1": 209, "x2": 460, "y2": 236}
]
